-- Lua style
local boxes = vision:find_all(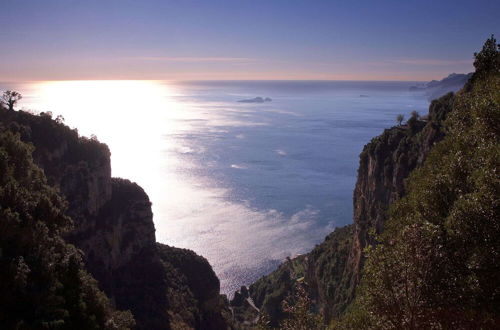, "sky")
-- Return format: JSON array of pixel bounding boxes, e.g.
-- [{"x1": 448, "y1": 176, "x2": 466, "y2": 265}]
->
[{"x1": 0, "y1": 0, "x2": 498, "y2": 81}]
